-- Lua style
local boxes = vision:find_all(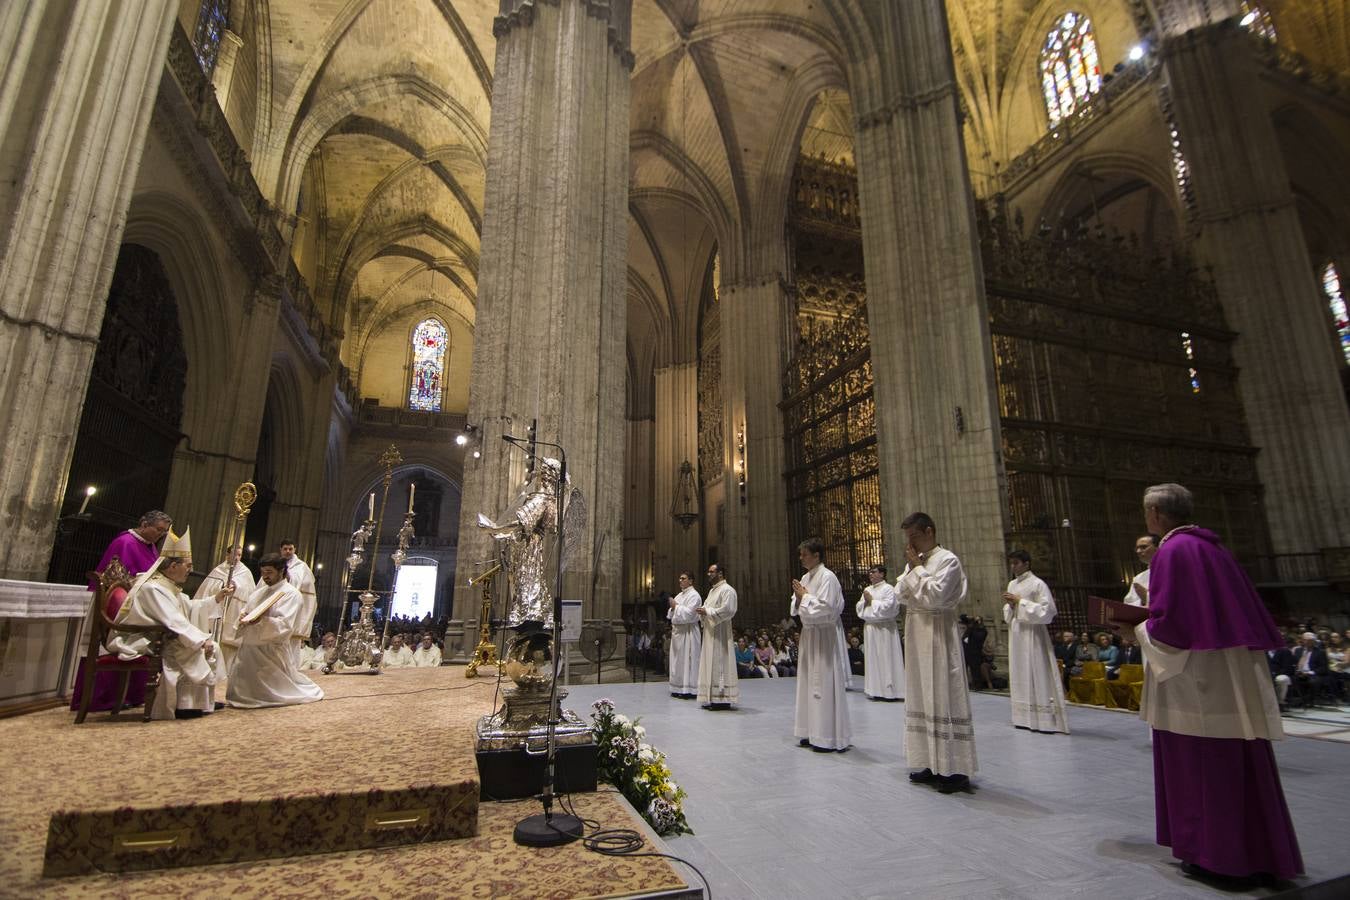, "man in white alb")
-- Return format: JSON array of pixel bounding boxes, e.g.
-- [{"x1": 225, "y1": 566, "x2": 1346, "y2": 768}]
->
[
  {"x1": 193, "y1": 544, "x2": 255, "y2": 676},
  {"x1": 858, "y1": 564, "x2": 904, "y2": 701},
  {"x1": 109, "y1": 528, "x2": 225, "y2": 719},
  {"x1": 667, "y1": 572, "x2": 702, "y2": 699},
  {"x1": 896, "y1": 512, "x2": 976, "y2": 793},
  {"x1": 302, "y1": 632, "x2": 337, "y2": 670},
  {"x1": 411, "y1": 633, "x2": 442, "y2": 667},
  {"x1": 791, "y1": 538, "x2": 851, "y2": 752},
  {"x1": 381, "y1": 633, "x2": 414, "y2": 668},
  {"x1": 279, "y1": 540, "x2": 317, "y2": 657},
  {"x1": 228, "y1": 555, "x2": 324, "y2": 708},
  {"x1": 696, "y1": 564, "x2": 738, "y2": 710},
  {"x1": 1002, "y1": 550, "x2": 1069, "y2": 734},
  {"x1": 1124, "y1": 534, "x2": 1159, "y2": 606}
]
